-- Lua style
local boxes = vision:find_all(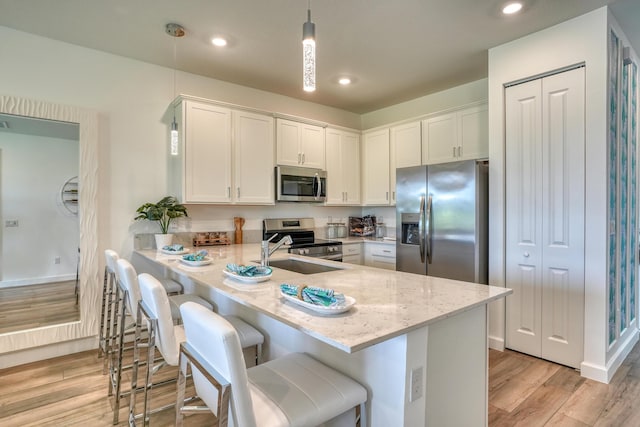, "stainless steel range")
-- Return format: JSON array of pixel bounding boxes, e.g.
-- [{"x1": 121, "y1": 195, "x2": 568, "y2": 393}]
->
[{"x1": 262, "y1": 218, "x2": 343, "y2": 261}]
